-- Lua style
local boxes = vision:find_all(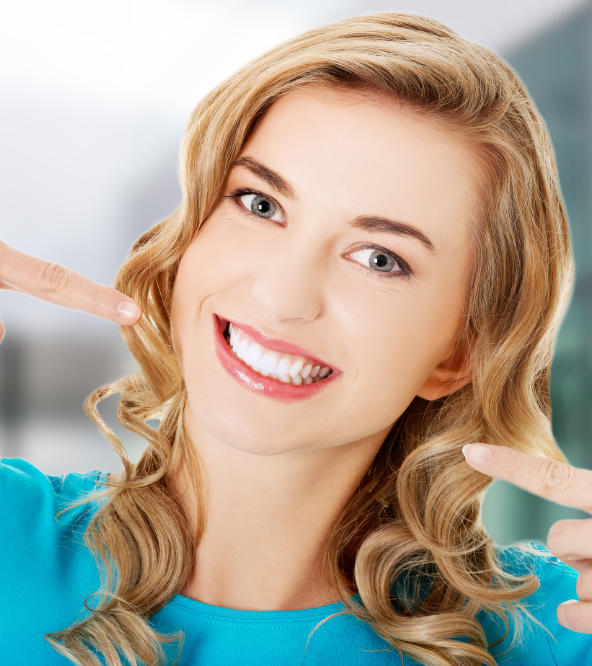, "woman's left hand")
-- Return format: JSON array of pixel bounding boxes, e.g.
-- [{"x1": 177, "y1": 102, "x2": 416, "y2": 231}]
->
[{"x1": 462, "y1": 442, "x2": 592, "y2": 635}]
